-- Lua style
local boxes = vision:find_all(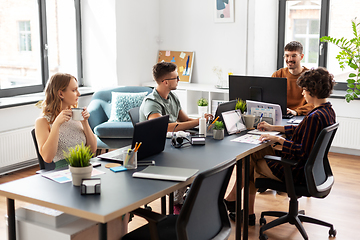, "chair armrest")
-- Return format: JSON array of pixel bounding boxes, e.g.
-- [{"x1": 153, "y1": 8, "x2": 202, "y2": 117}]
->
[
  {"x1": 131, "y1": 208, "x2": 167, "y2": 224},
  {"x1": 264, "y1": 155, "x2": 298, "y2": 166}
]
